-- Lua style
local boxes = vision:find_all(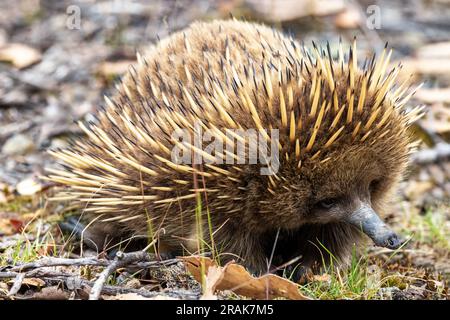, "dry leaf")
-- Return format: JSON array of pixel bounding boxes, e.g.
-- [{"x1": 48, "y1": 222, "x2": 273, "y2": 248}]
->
[
  {"x1": 183, "y1": 256, "x2": 310, "y2": 300},
  {"x1": 16, "y1": 178, "x2": 42, "y2": 196},
  {"x1": 0, "y1": 43, "x2": 41, "y2": 69},
  {"x1": 8, "y1": 277, "x2": 45, "y2": 288},
  {"x1": 201, "y1": 264, "x2": 225, "y2": 300},
  {"x1": 22, "y1": 278, "x2": 46, "y2": 287},
  {"x1": 9, "y1": 218, "x2": 25, "y2": 233},
  {"x1": 0, "y1": 212, "x2": 24, "y2": 235}
]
